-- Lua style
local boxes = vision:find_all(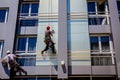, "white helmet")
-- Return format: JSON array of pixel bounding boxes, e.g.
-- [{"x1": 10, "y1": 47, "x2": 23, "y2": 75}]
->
[{"x1": 6, "y1": 50, "x2": 10, "y2": 54}]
